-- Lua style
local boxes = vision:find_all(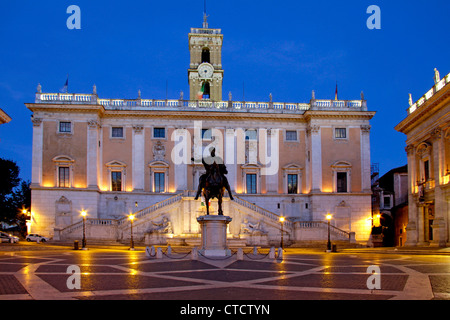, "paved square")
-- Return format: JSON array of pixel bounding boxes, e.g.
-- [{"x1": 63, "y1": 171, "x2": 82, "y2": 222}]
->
[{"x1": 1, "y1": 245, "x2": 449, "y2": 301}]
